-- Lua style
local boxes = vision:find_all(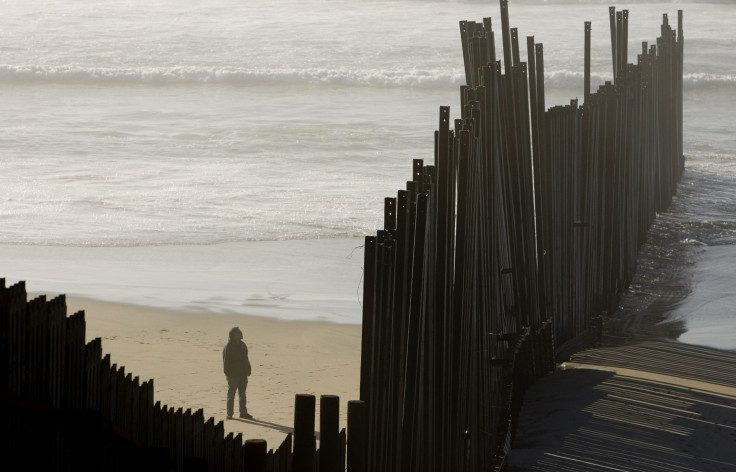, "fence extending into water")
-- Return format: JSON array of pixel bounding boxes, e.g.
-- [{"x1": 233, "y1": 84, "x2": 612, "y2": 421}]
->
[
  {"x1": 1, "y1": 3, "x2": 684, "y2": 472},
  {"x1": 0, "y1": 279, "x2": 367, "y2": 471},
  {"x1": 360, "y1": 3, "x2": 684, "y2": 471}
]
